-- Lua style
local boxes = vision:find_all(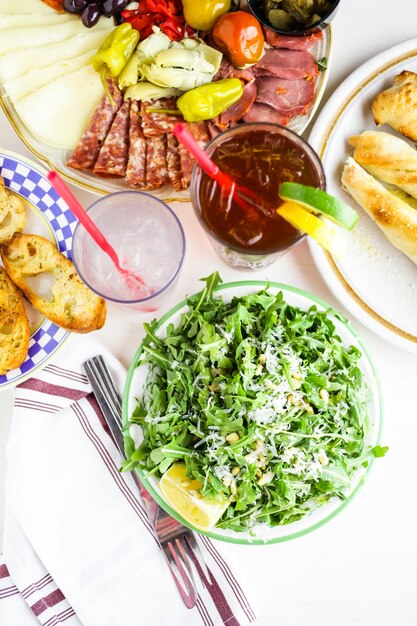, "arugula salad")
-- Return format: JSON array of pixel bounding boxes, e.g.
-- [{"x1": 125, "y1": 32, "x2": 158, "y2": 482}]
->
[{"x1": 124, "y1": 274, "x2": 385, "y2": 532}]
